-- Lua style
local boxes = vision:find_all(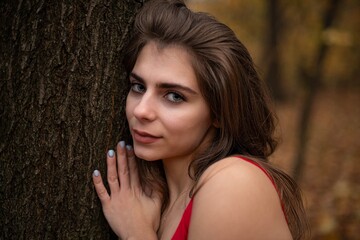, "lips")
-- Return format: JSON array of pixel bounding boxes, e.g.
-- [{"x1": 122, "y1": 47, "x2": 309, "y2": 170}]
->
[{"x1": 132, "y1": 129, "x2": 161, "y2": 144}]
